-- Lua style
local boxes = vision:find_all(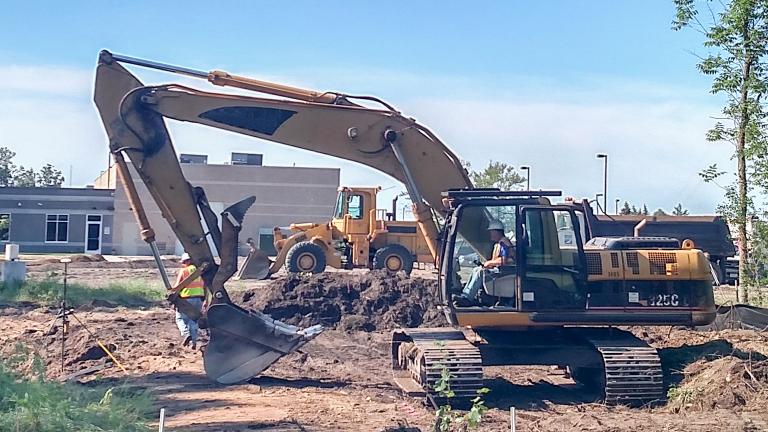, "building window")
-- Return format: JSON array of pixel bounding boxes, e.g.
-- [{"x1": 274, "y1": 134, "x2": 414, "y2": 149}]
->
[
  {"x1": 0, "y1": 214, "x2": 9, "y2": 241},
  {"x1": 46, "y1": 214, "x2": 69, "y2": 242}
]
